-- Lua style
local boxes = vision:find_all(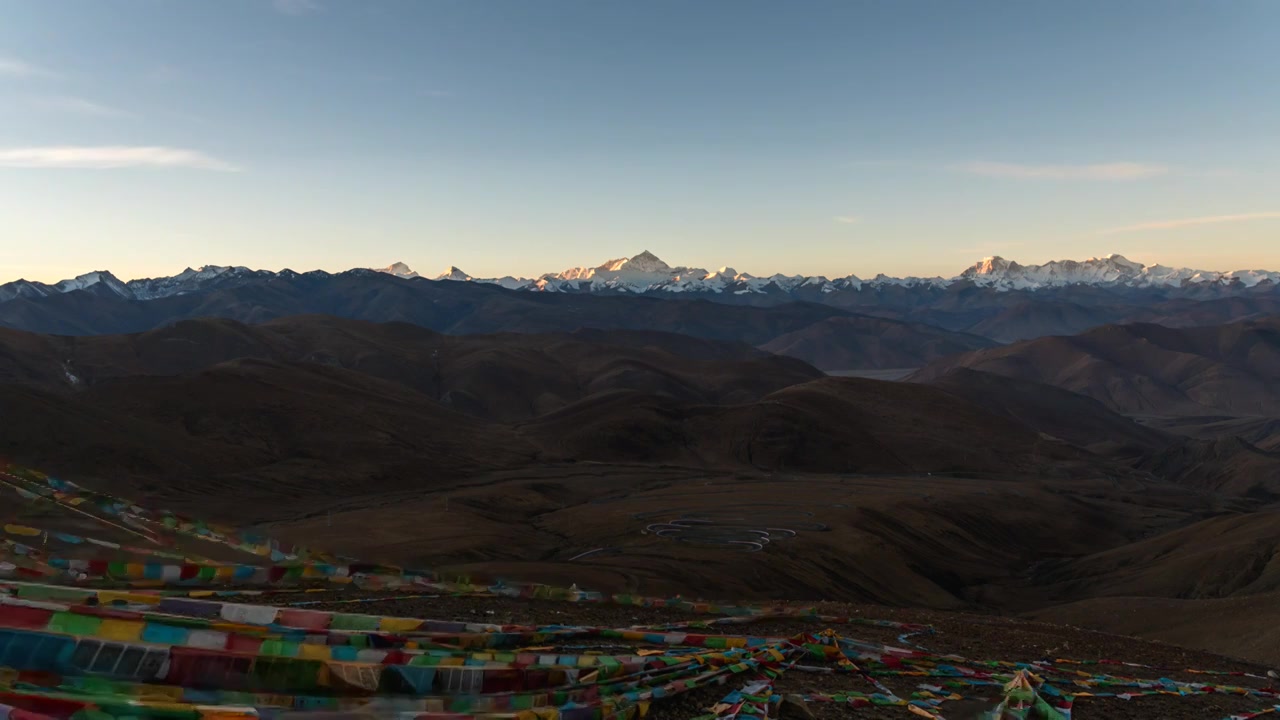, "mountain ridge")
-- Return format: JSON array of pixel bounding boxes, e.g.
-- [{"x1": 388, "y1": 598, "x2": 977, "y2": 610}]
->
[
  {"x1": 909, "y1": 317, "x2": 1280, "y2": 417},
  {"x1": 6, "y1": 251, "x2": 1279, "y2": 304}
]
